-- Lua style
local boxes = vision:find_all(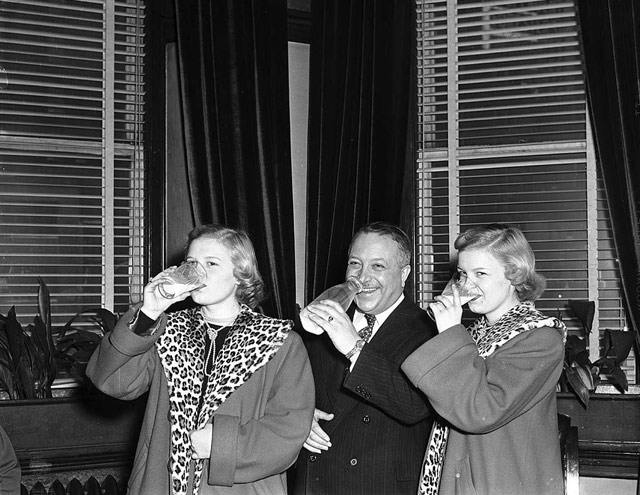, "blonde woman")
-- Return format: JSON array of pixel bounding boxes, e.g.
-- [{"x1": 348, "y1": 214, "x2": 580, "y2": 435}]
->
[
  {"x1": 402, "y1": 224, "x2": 566, "y2": 495},
  {"x1": 88, "y1": 224, "x2": 314, "y2": 495}
]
